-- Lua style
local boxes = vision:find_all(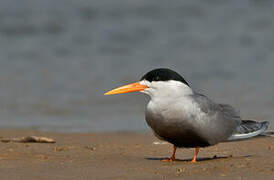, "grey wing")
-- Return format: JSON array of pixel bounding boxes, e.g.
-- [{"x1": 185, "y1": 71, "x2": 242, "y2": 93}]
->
[
  {"x1": 190, "y1": 93, "x2": 219, "y2": 115},
  {"x1": 190, "y1": 93, "x2": 241, "y2": 143},
  {"x1": 191, "y1": 93, "x2": 270, "y2": 142},
  {"x1": 192, "y1": 93, "x2": 241, "y2": 122},
  {"x1": 218, "y1": 104, "x2": 241, "y2": 124}
]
